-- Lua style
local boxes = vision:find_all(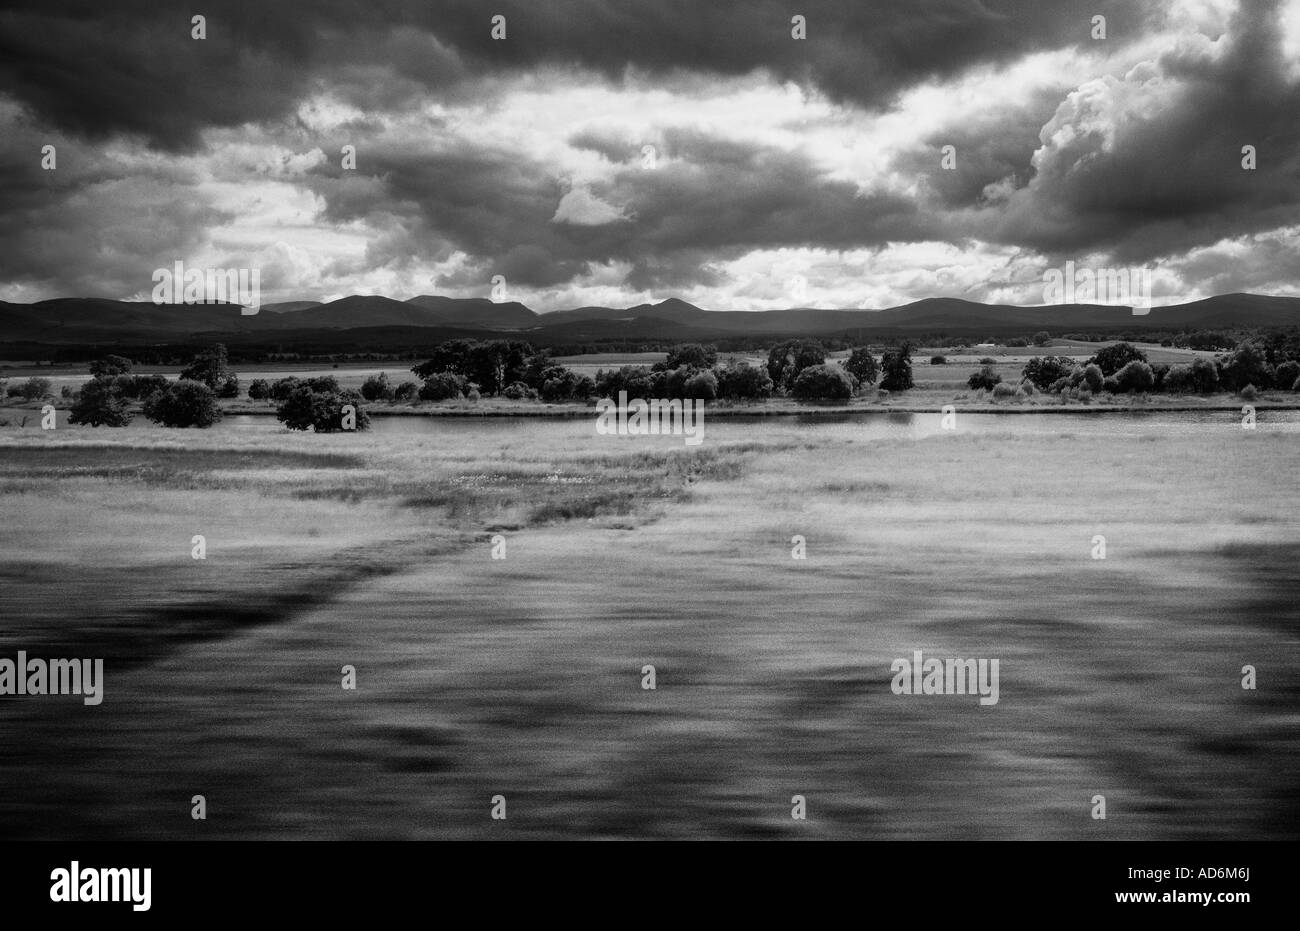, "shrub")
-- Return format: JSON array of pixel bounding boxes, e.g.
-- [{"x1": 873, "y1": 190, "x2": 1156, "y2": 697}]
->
[
  {"x1": 247, "y1": 378, "x2": 271, "y2": 400},
  {"x1": 992, "y1": 382, "x2": 1016, "y2": 399},
  {"x1": 979, "y1": 357, "x2": 997, "y2": 365},
  {"x1": 142, "y1": 380, "x2": 222, "y2": 428},
  {"x1": 392, "y1": 380, "x2": 419, "y2": 401},
  {"x1": 715, "y1": 362, "x2": 774, "y2": 400},
  {"x1": 418, "y1": 372, "x2": 468, "y2": 401},
  {"x1": 1088, "y1": 342, "x2": 1147, "y2": 376},
  {"x1": 1164, "y1": 357, "x2": 1218, "y2": 393},
  {"x1": 967, "y1": 366, "x2": 1001, "y2": 391},
  {"x1": 878, "y1": 345, "x2": 914, "y2": 391},
  {"x1": 276, "y1": 386, "x2": 369, "y2": 432},
  {"x1": 1081, "y1": 364, "x2": 1104, "y2": 392},
  {"x1": 1102, "y1": 376, "x2": 1120, "y2": 394},
  {"x1": 682, "y1": 370, "x2": 718, "y2": 401},
  {"x1": 1021, "y1": 356, "x2": 1076, "y2": 391},
  {"x1": 1274, "y1": 360, "x2": 1300, "y2": 389},
  {"x1": 13, "y1": 376, "x2": 52, "y2": 401},
  {"x1": 930, "y1": 355, "x2": 947, "y2": 365},
  {"x1": 502, "y1": 381, "x2": 537, "y2": 400},
  {"x1": 60, "y1": 385, "x2": 74, "y2": 399},
  {"x1": 1006, "y1": 337, "x2": 1028, "y2": 348},
  {"x1": 217, "y1": 374, "x2": 240, "y2": 398},
  {"x1": 68, "y1": 378, "x2": 133, "y2": 427},
  {"x1": 1031, "y1": 331, "x2": 1052, "y2": 346},
  {"x1": 361, "y1": 373, "x2": 395, "y2": 401},
  {"x1": 1113, "y1": 361, "x2": 1155, "y2": 393},
  {"x1": 844, "y1": 348, "x2": 879, "y2": 386},
  {"x1": 791, "y1": 363, "x2": 854, "y2": 400},
  {"x1": 1020, "y1": 380, "x2": 1035, "y2": 396},
  {"x1": 1240, "y1": 384, "x2": 1259, "y2": 400},
  {"x1": 1048, "y1": 376, "x2": 1071, "y2": 394}
]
